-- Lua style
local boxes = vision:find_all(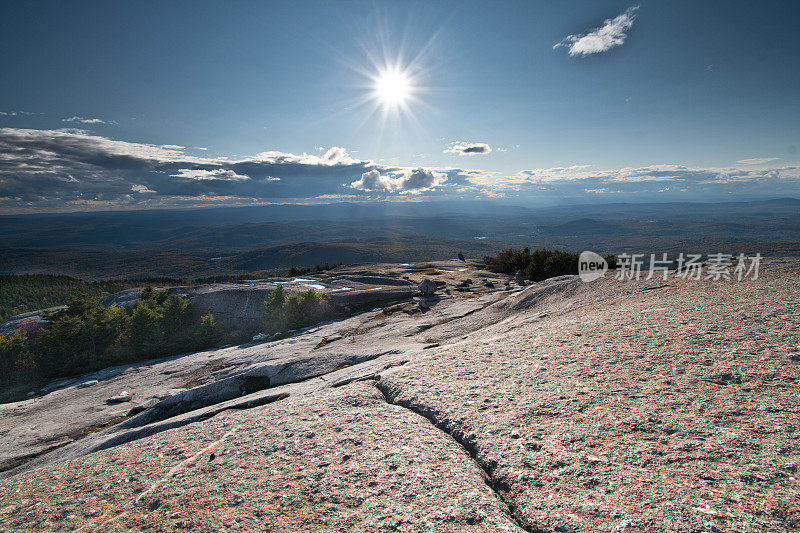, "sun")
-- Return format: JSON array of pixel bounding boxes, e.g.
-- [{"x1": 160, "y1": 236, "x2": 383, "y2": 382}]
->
[{"x1": 373, "y1": 68, "x2": 411, "y2": 107}]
